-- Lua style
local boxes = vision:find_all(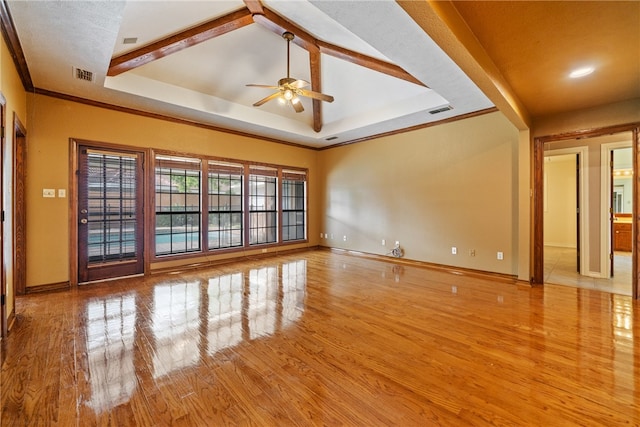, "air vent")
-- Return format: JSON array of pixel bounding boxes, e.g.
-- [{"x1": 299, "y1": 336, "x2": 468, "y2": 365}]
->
[
  {"x1": 325, "y1": 136, "x2": 338, "y2": 141},
  {"x1": 123, "y1": 37, "x2": 138, "y2": 45},
  {"x1": 74, "y1": 67, "x2": 94, "y2": 82},
  {"x1": 429, "y1": 105, "x2": 453, "y2": 115}
]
